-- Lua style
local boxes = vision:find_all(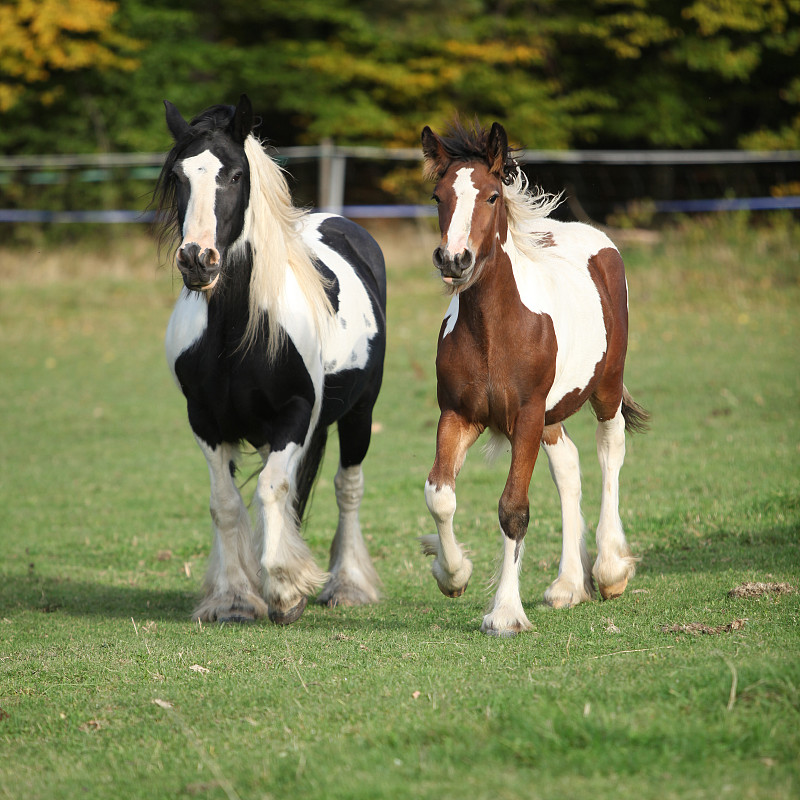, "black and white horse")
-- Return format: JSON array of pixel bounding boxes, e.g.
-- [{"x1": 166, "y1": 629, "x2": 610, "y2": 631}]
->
[{"x1": 153, "y1": 95, "x2": 386, "y2": 625}]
